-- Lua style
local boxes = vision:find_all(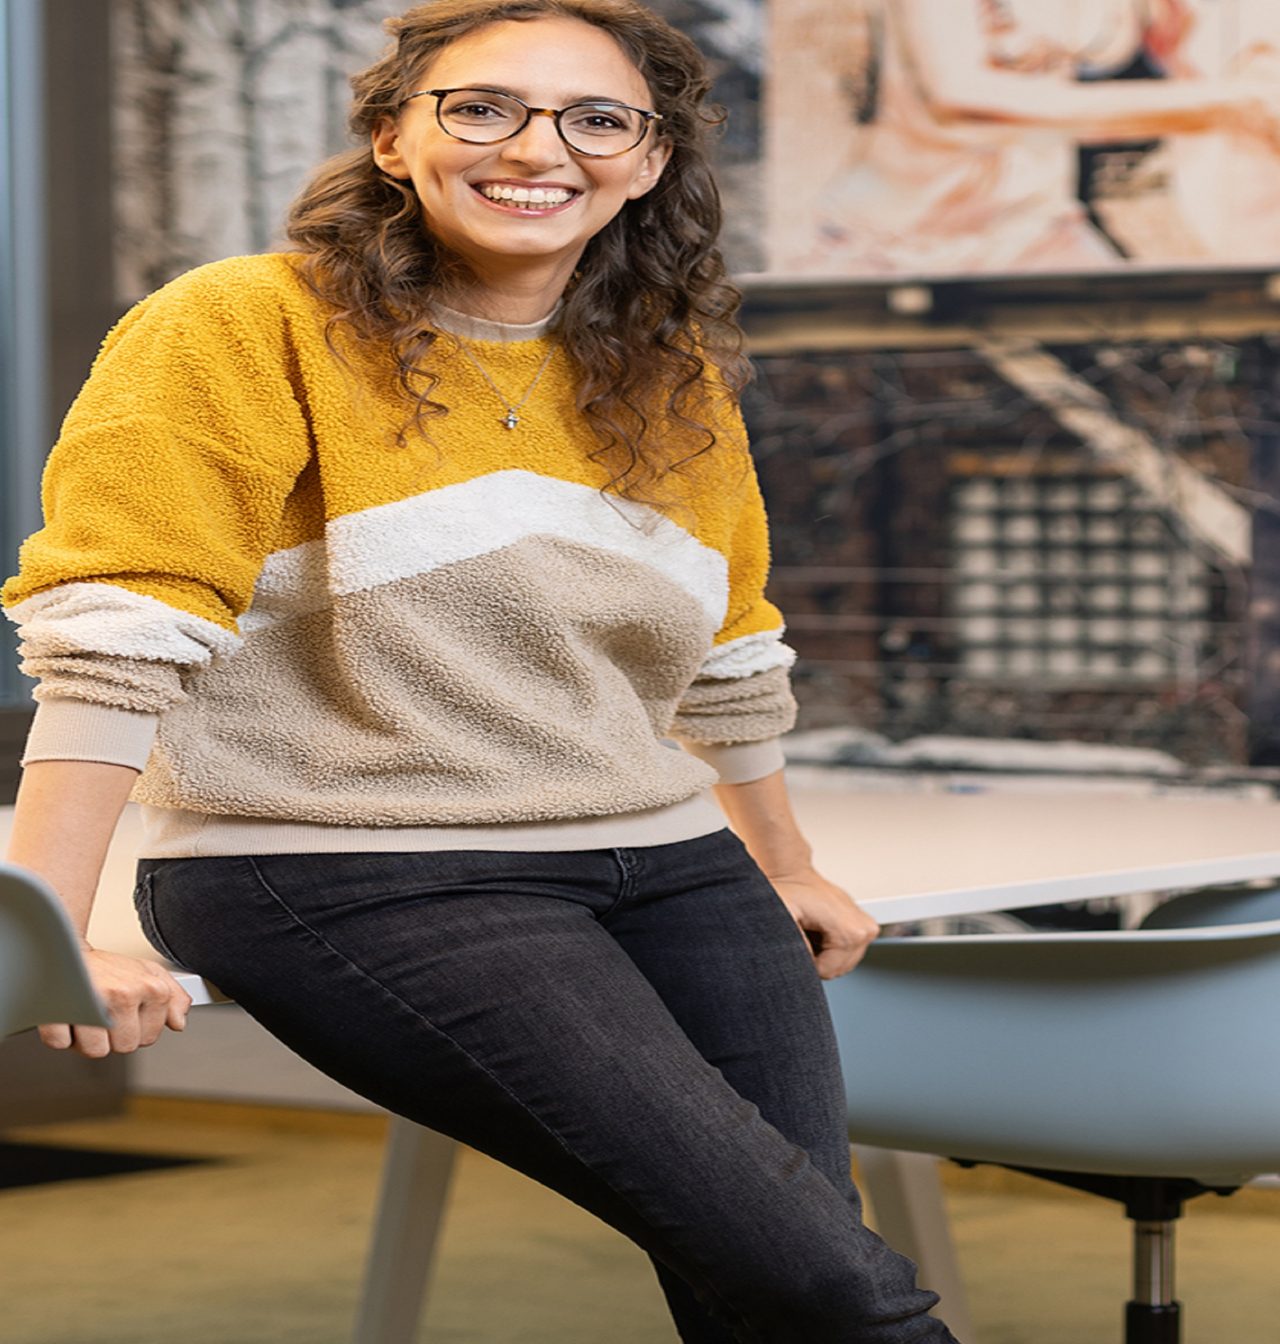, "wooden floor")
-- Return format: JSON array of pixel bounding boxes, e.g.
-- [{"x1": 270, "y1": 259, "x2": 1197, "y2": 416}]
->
[{"x1": 1, "y1": 1098, "x2": 1278, "y2": 1344}]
